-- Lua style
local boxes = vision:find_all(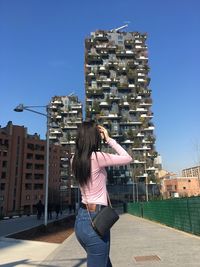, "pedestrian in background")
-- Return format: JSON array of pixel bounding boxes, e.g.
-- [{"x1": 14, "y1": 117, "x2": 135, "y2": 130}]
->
[
  {"x1": 55, "y1": 203, "x2": 60, "y2": 219},
  {"x1": 72, "y1": 121, "x2": 132, "y2": 267},
  {"x1": 36, "y1": 200, "x2": 43, "y2": 220}
]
